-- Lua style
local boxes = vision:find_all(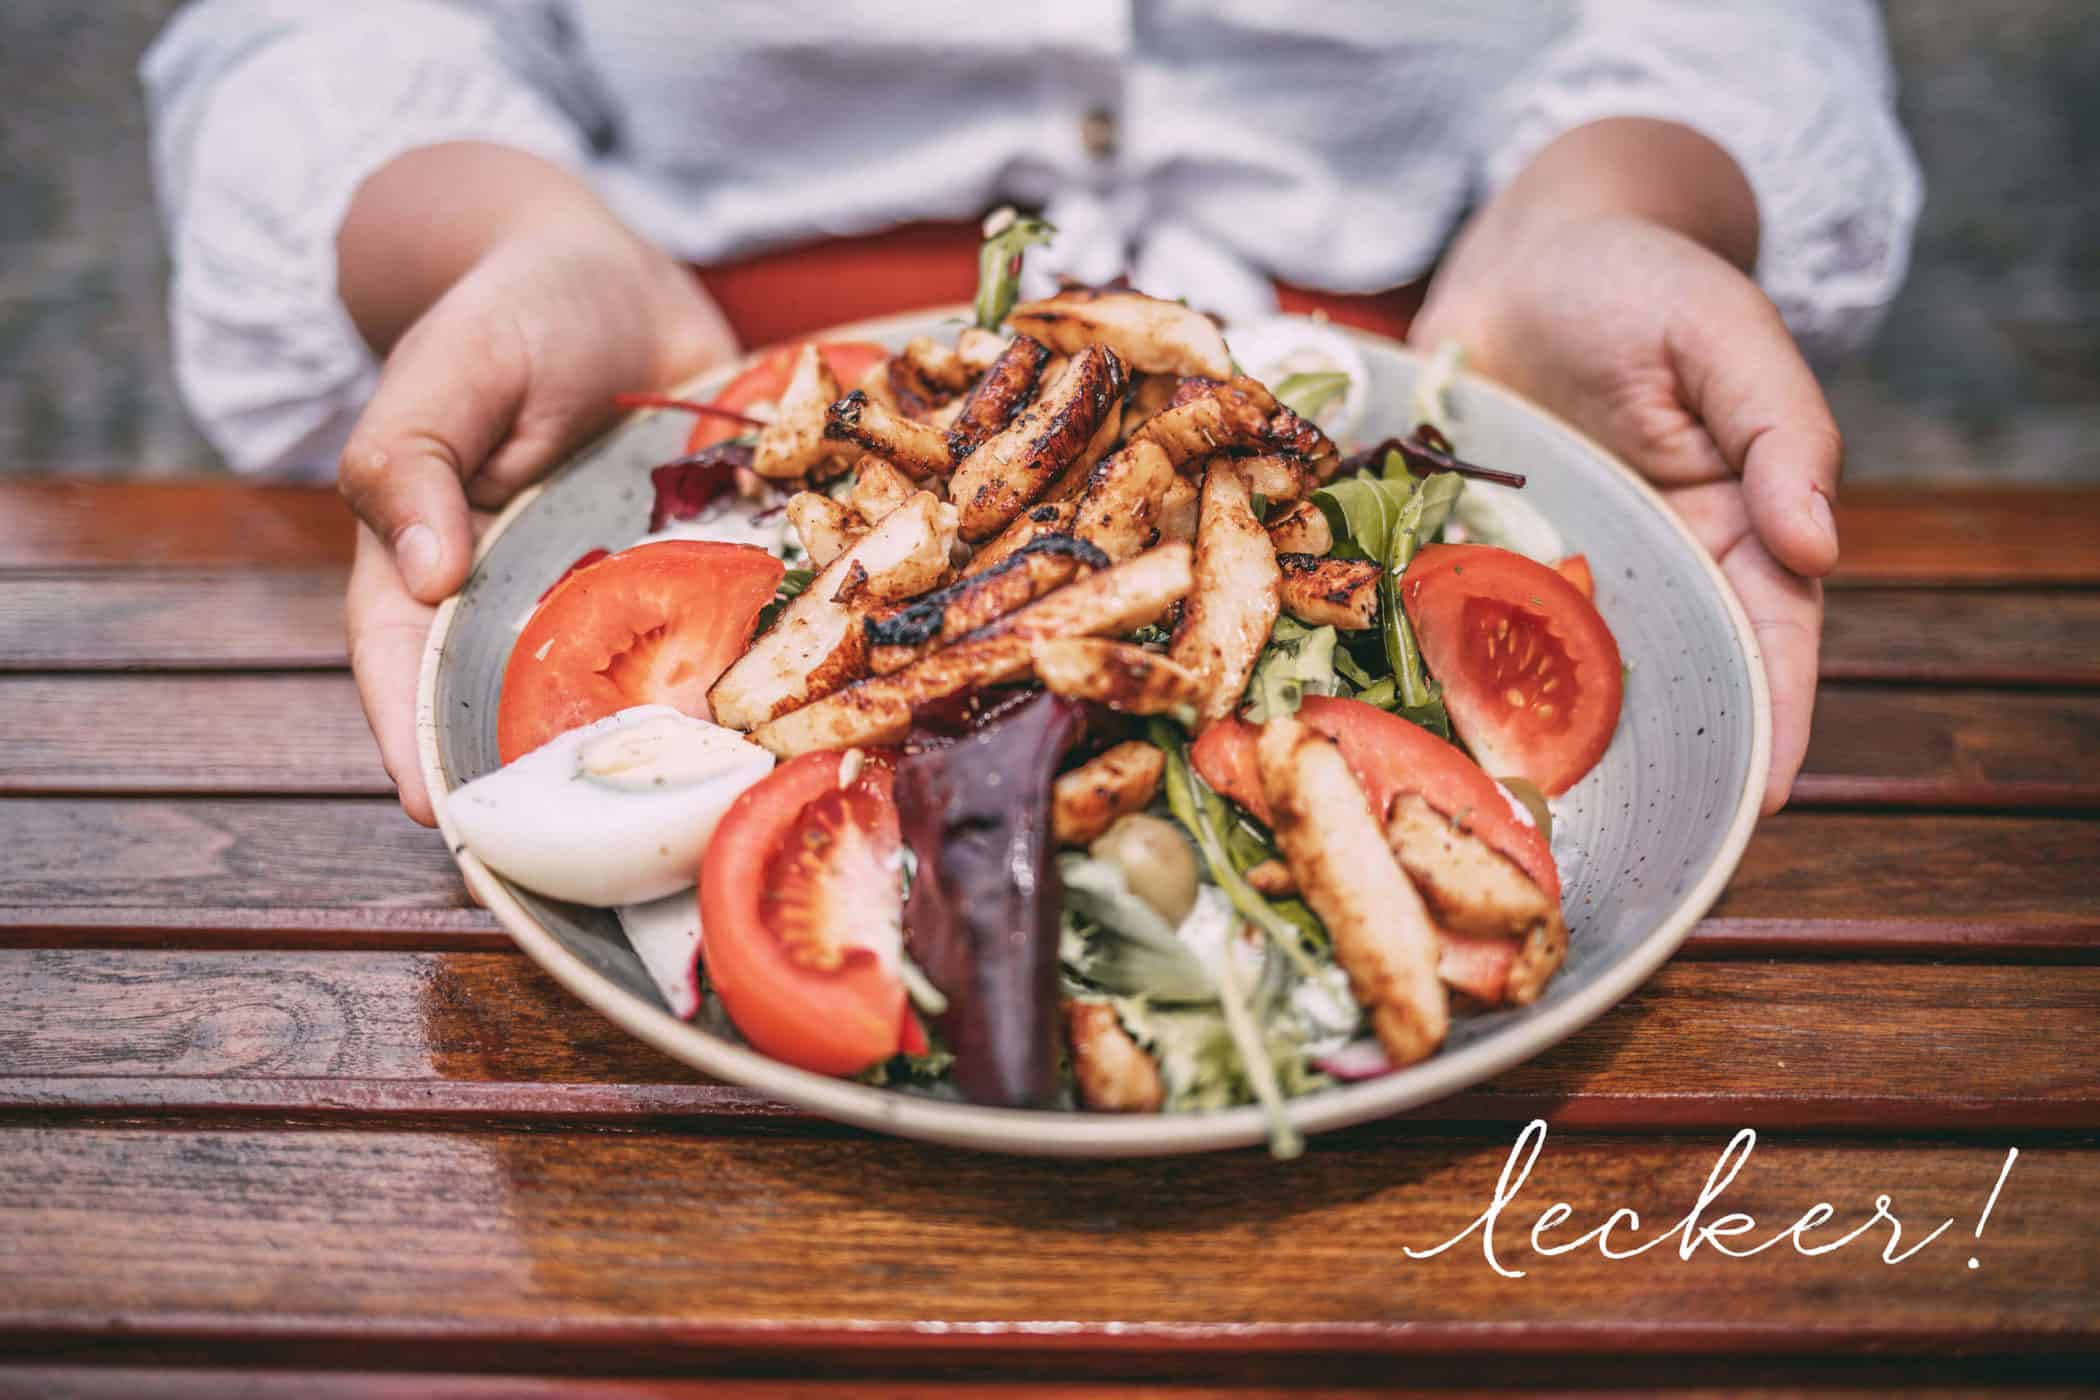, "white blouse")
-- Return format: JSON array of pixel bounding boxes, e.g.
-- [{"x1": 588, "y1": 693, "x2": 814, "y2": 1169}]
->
[{"x1": 143, "y1": 0, "x2": 1921, "y2": 480}]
